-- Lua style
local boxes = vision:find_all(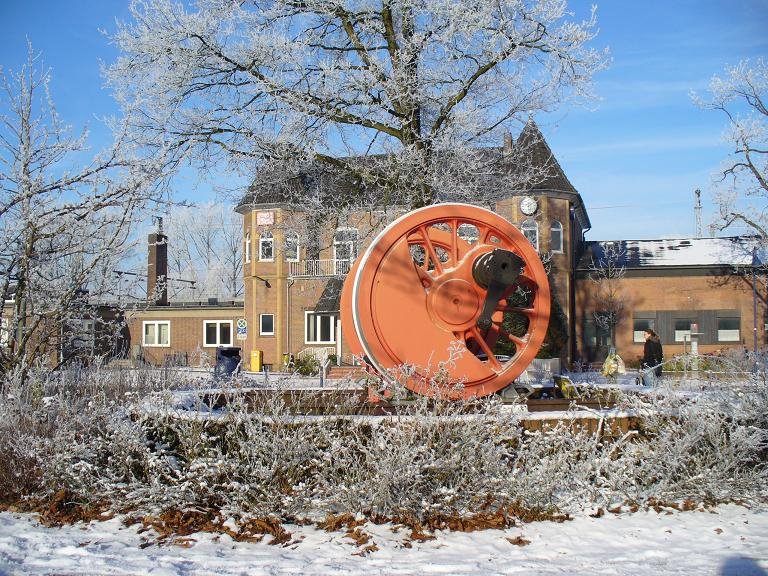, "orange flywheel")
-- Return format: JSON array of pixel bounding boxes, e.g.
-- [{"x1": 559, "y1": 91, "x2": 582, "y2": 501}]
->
[{"x1": 340, "y1": 203, "x2": 550, "y2": 399}]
